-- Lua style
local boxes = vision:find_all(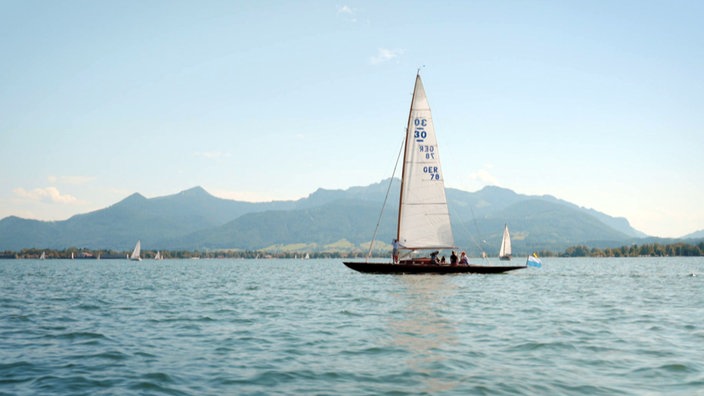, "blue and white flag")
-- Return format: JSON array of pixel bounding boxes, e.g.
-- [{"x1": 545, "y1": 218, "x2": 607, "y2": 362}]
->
[{"x1": 526, "y1": 253, "x2": 542, "y2": 268}]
